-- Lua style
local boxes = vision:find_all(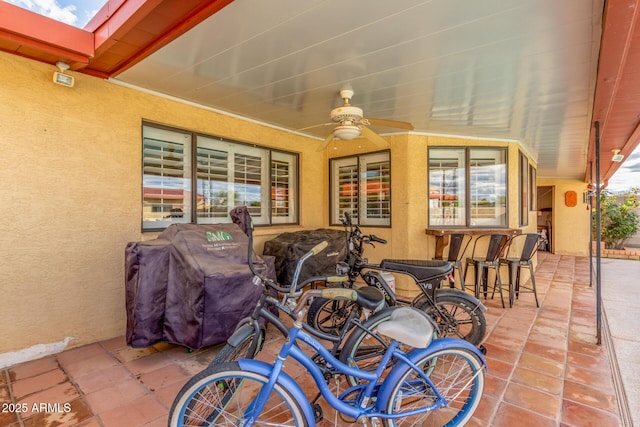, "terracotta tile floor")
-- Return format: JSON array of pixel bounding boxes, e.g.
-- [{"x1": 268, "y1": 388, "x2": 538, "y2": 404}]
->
[{"x1": 0, "y1": 252, "x2": 623, "y2": 426}]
